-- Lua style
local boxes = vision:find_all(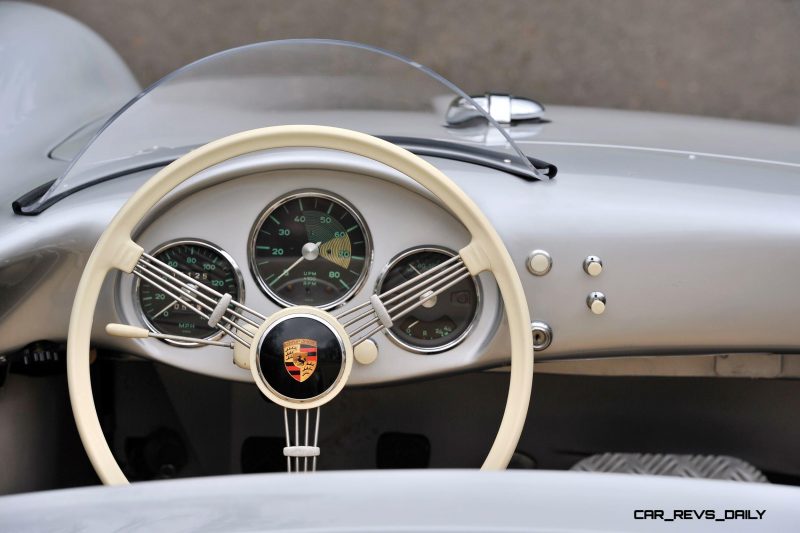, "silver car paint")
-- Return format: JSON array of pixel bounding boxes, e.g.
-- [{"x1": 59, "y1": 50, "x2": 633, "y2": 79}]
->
[
  {"x1": 0, "y1": 470, "x2": 797, "y2": 532},
  {"x1": 0, "y1": 2, "x2": 140, "y2": 200}
]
